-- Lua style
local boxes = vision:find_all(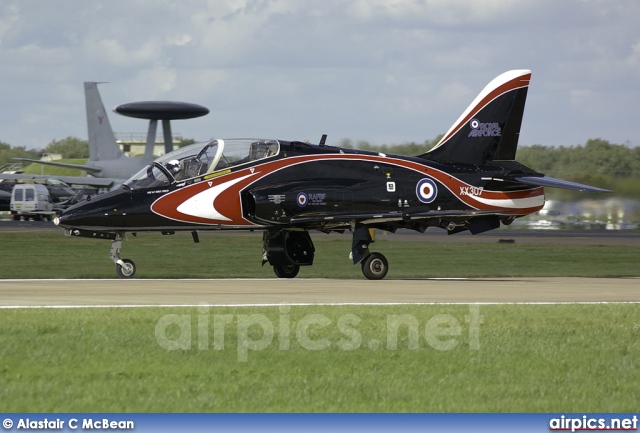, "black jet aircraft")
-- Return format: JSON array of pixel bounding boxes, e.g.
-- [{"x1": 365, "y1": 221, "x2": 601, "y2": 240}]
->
[{"x1": 55, "y1": 70, "x2": 609, "y2": 279}]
